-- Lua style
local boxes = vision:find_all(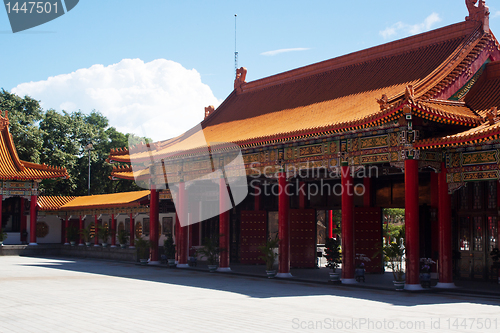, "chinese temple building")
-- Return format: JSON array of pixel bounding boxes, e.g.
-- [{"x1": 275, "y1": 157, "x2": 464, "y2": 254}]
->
[
  {"x1": 0, "y1": 111, "x2": 69, "y2": 245},
  {"x1": 104, "y1": 2, "x2": 498, "y2": 289}
]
